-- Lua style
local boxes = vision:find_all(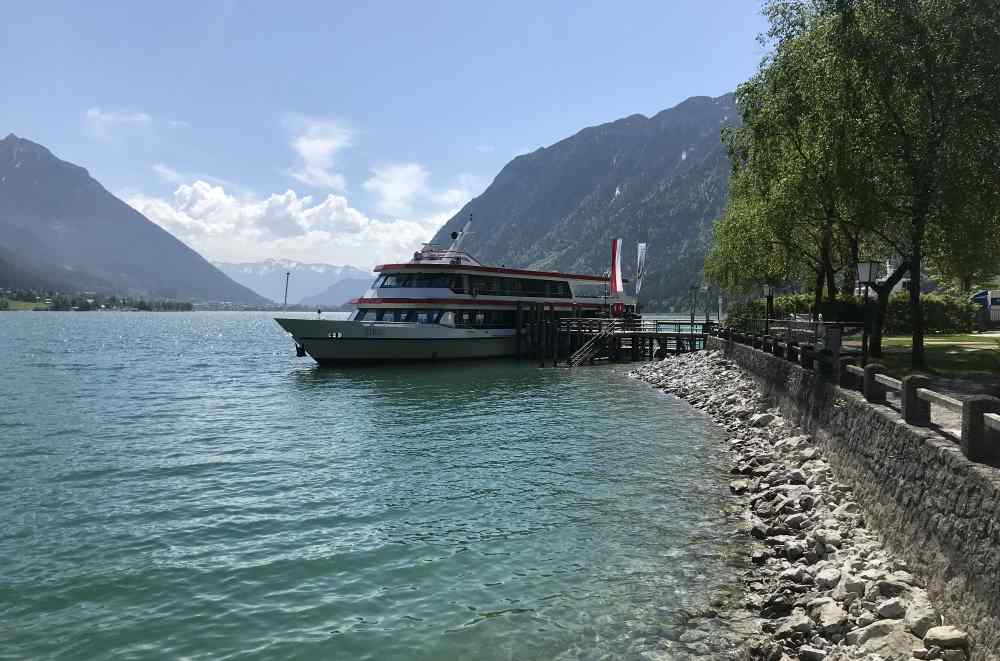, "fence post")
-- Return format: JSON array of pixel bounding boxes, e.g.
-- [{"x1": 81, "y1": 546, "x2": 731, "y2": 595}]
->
[
  {"x1": 799, "y1": 343, "x2": 815, "y2": 371},
  {"x1": 838, "y1": 358, "x2": 856, "y2": 389},
  {"x1": 901, "y1": 375, "x2": 931, "y2": 426},
  {"x1": 960, "y1": 395, "x2": 1000, "y2": 462},
  {"x1": 827, "y1": 325, "x2": 842, "y2": 383},
  {"x1": 863, "y1": 363, "x2": 887, "y2": 403}
]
